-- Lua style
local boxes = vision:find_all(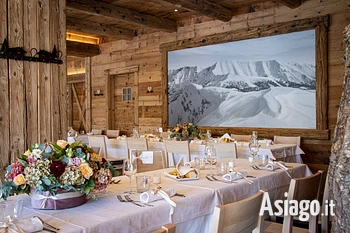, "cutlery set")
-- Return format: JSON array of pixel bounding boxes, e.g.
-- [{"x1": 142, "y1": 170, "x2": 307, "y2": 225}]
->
[
  {"x1": 205, "y1": 175, "x2": 236, "y2": 184},
  {"x1": 116, "y1": 194, "x2": 153, "y2": 207},
  {"x1": 35, "y1": 216, "x2": 60, "y2": 233},
  {"x1": 252, "y1": 164, "x2": 292, "y2": 178}
]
